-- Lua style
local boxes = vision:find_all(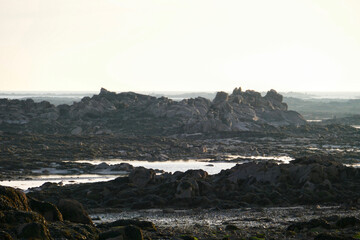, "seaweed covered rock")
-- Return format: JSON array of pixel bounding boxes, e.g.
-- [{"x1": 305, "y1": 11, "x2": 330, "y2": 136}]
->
[{"x1": 0, "y1": 186, "x2": 30, "y2": 211}]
